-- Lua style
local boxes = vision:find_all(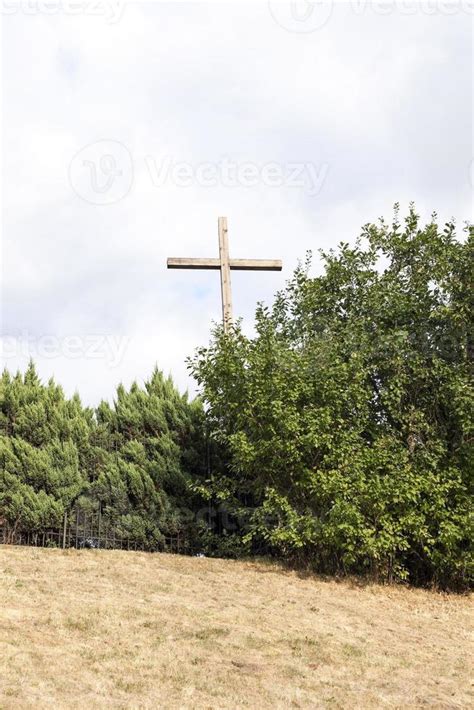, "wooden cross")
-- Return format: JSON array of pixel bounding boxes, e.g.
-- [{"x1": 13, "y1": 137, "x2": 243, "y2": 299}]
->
[{"x1": 167, "y1": 217, "x2": 282, "y2": 332}]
